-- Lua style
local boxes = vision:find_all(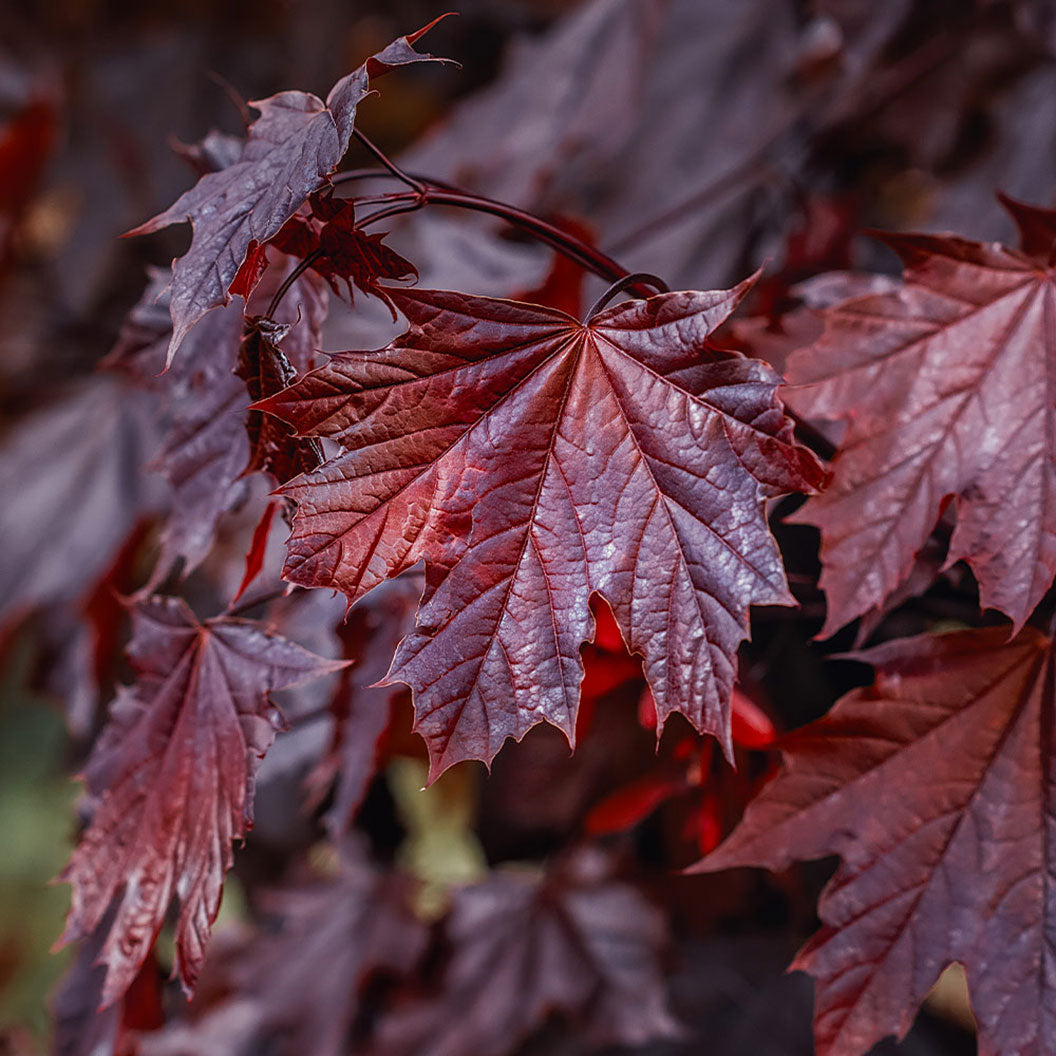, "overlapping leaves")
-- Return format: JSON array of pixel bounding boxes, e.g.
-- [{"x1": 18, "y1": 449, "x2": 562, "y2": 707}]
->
[{"x1": 130, "y1": 22, "x2": 448, "y2": 365}]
